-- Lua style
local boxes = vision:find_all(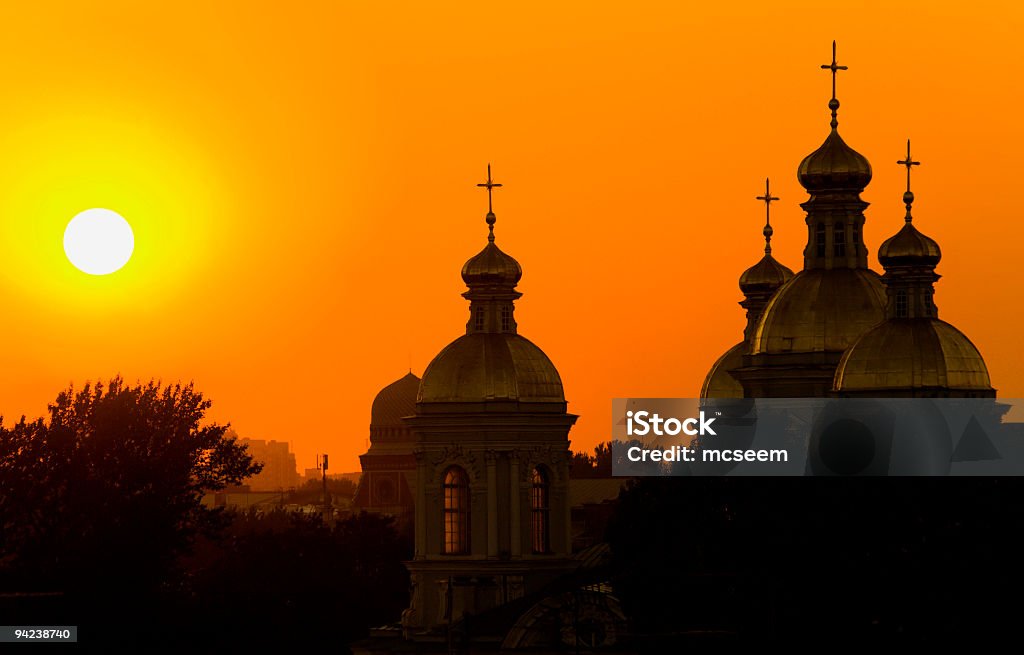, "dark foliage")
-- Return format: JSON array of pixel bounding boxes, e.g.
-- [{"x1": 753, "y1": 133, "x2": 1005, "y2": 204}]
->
[
  {"x1": 0, "y1": 380, "x2": 412, "y2": 650},
  {"x1": 0, "y1": 377, "x2": 260, "y2": 596},
  {"x1": 607, "y1": 477, "x2": 1024, "y2": 645},
  {"x1": 570, "y1": 441, "x2": 613, "y2": 478},
  {"x1": 179, "y1": 510, "x2": 411, "y2": 649}
]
